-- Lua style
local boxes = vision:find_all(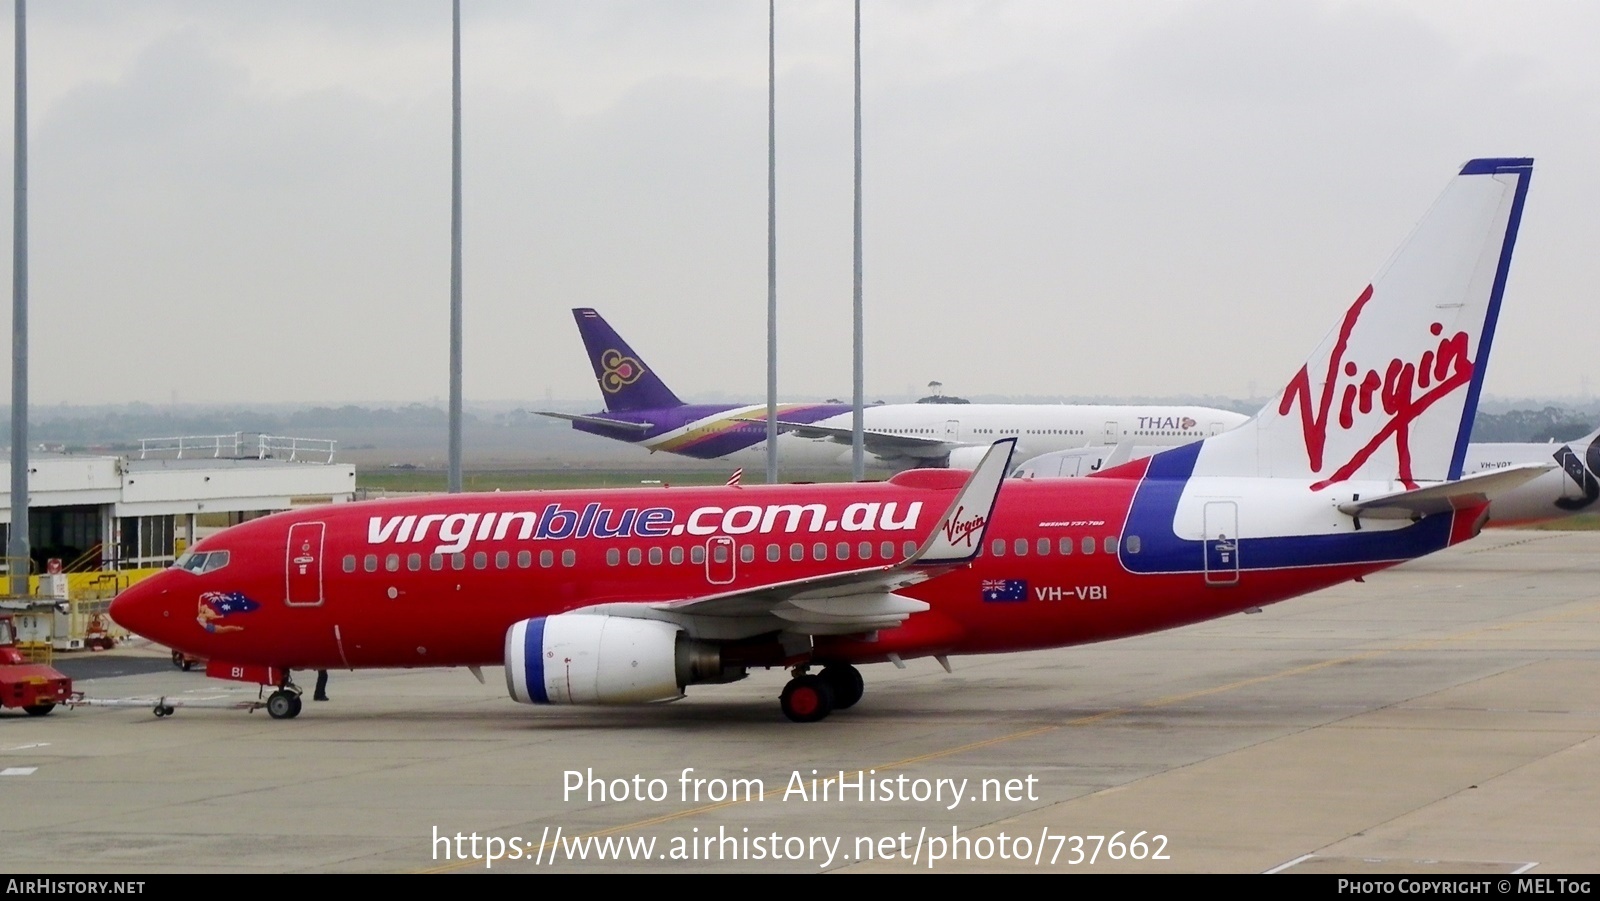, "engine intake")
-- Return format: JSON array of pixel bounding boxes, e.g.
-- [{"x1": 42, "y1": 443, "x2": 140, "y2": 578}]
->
[{"x1": 504, "y1": 614, "x2": 739, "y2": 705}]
